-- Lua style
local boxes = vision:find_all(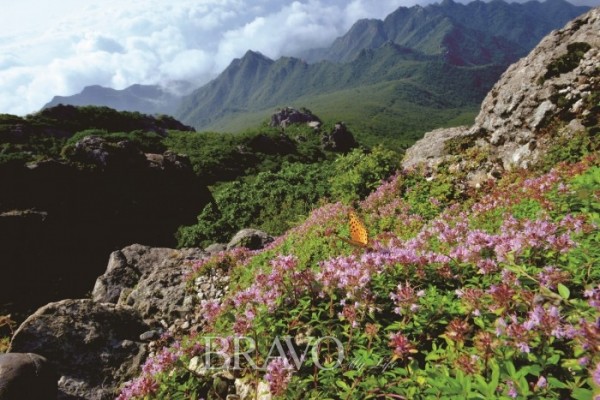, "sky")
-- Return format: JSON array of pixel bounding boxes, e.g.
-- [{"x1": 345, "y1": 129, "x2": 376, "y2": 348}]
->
[{"x1": 0, "y1": 0, "x2": 597, "y2": 115}]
